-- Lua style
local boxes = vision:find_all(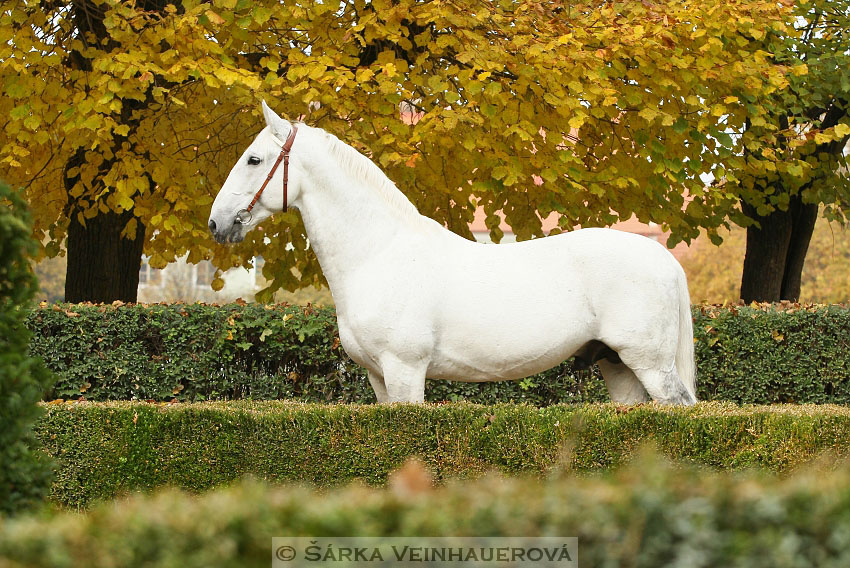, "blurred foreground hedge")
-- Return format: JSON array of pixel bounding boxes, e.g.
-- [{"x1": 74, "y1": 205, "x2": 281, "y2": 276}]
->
[
  {"x1": 4, "y1": 448, "x2": 850, "y2": 568},
  {"x1": 36, "y1": 401, "x2": 850, "y2": 508},
  {"x1": 26, "y1": 302, "x2": 850, "y2": 404}
]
